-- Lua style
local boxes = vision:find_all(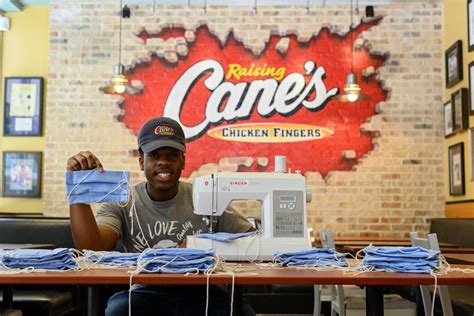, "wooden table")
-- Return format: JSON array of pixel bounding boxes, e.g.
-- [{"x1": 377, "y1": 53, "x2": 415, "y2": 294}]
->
[
  {"x1": 436, "y1": 247, "x2": 474, "y2": 254},
  {"x1": 338, "y1": 240, "x2": 457, "y2": 248},
  {"x1": 444, "y1": 253, "x2": 474, "y2": 265},
  {"x1": 0, "y1": 263, "x2": 473, "y2": 316},
  {"x1": 342, "y1": 245, "x2": 463, "y2": 255},
  {"x1": 0, "y1": 243, "x2": 55, "y2": 250},
  {"x1": 314, "y1": 237, "x2": 409, "y2": 245}
]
